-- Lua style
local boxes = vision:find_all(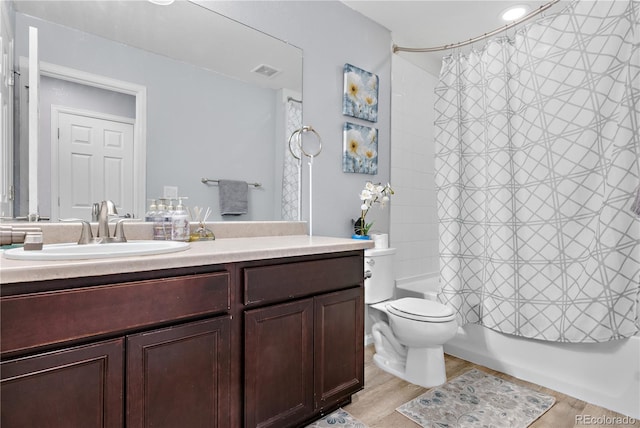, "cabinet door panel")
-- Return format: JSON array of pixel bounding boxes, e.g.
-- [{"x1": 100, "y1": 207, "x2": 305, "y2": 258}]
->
[
  {"x1": 314, "y1": 287, "x2": 364, "y2": 410},
  {"x1": 127, "y1": 317, "x2": 231, "y2": 428},
  {"x1": 243, "y1": 255, "x2": 362, "y2": 306},
  {"x1": 1, "y1": 272, "x2": 230, "y2": 357},
  {"x1": 1, "y1": 338, "x2": 124, "y2": 428},
  {"x1": 244, "y1": 299, "x2": 313, "y2": 428}
]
